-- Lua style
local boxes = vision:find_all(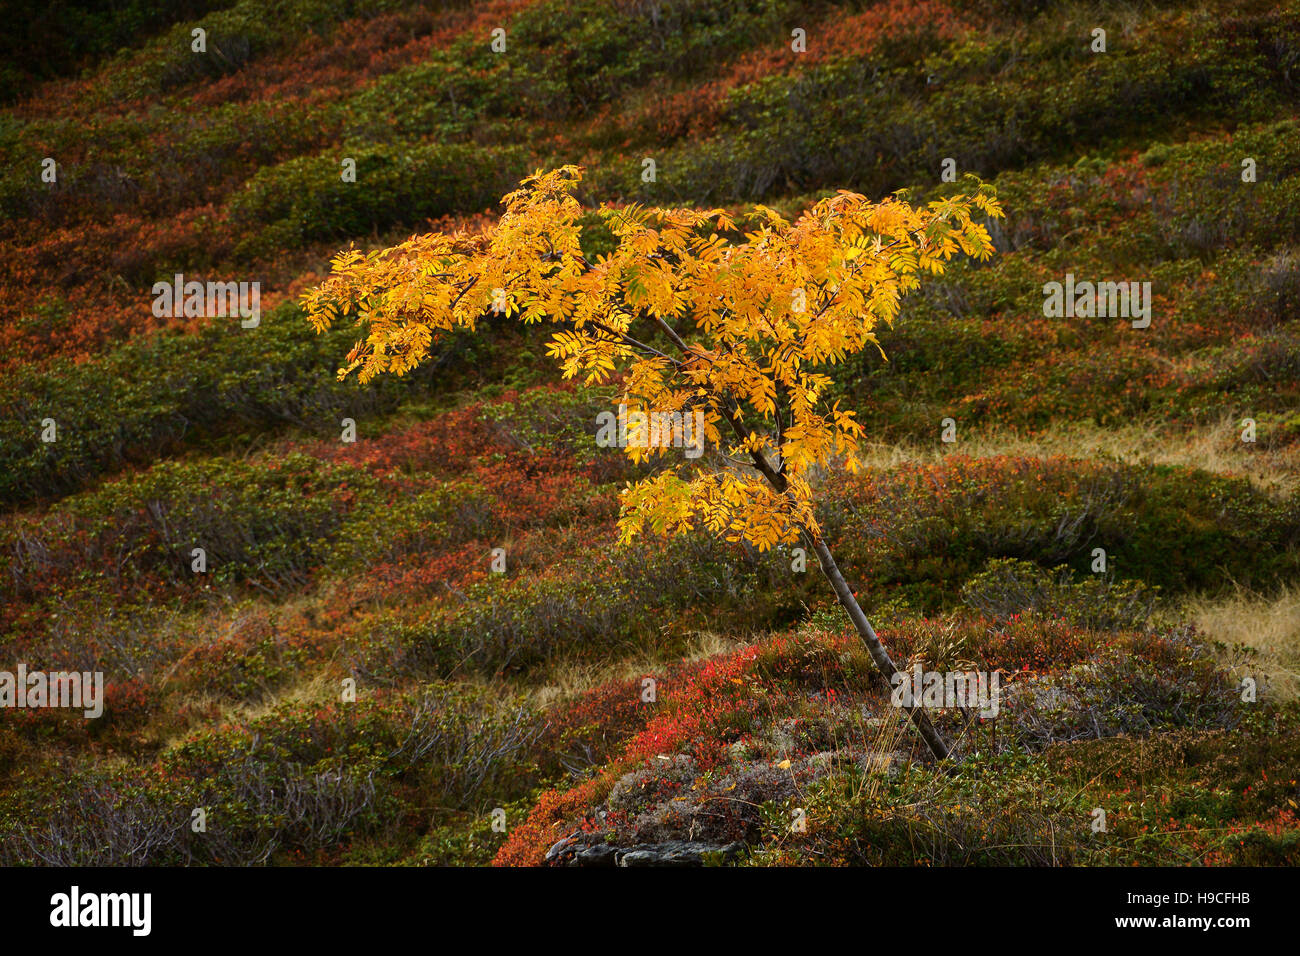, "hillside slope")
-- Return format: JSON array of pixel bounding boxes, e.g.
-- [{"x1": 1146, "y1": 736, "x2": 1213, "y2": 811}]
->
[{"x1": 1, "y1": 0, "x2": 1298, "y2": 866}]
